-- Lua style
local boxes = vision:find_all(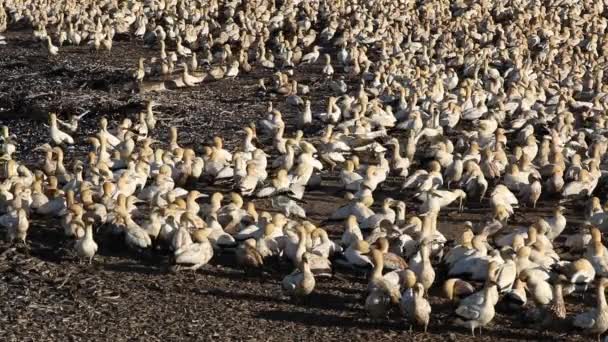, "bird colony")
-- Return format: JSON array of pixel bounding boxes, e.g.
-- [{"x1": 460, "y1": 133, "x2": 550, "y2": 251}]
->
[{"x1": 2, "y1": 0, "x2": 608, "y2": 339}]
